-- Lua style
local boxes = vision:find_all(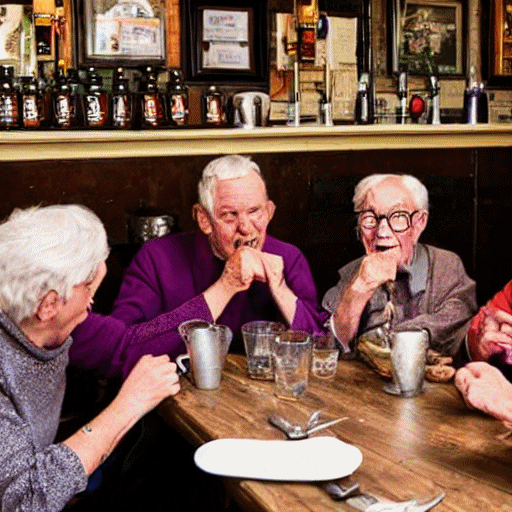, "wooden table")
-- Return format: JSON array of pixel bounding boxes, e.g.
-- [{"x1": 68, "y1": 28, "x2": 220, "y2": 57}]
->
[{"x1": 158, "y1": 354, "x2": 512, "y2": 511}]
